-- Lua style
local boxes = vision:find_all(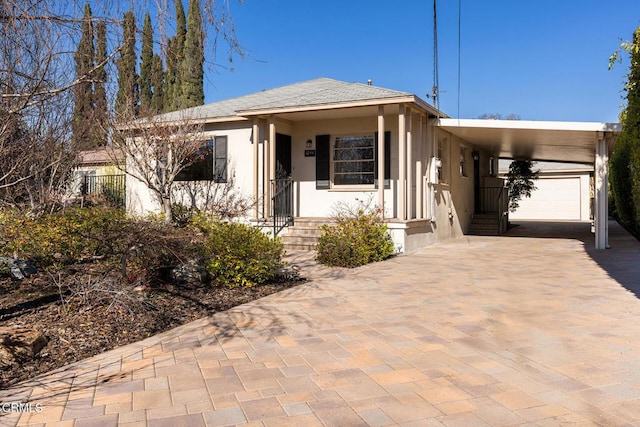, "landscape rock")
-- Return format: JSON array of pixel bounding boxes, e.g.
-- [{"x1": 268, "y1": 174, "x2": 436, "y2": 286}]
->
[
  {"x1": 170, "y1": 259, "x2": 208, "y2": 284},
  {"x1": 0, "y1": 327, "x2": 48, "y2": 369},
  {"x1": 274, "y1": 265, "x2": 301, "y2": 282},
  {"x1": 0, "y1": 256, "x2": 37, "y2": 280}
]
